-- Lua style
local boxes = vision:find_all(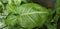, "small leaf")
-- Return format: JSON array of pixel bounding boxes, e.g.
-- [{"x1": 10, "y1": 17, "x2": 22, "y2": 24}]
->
[
  {"x1": 5, "y1": 14, "x2": 17, "y2": 26},
  {"x1": 6, "y1": 4, "x2": 19, "y2": 13},
  {"x1": 7, "y1": 0, "x2": 21, "y2": 5}
]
